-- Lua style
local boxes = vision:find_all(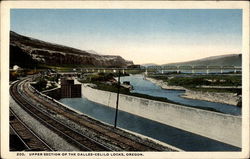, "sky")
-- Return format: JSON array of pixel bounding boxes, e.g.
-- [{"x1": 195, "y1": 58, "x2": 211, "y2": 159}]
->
[{"x1": 11, "y1": 9, "x2": 242, "y2": 65}]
